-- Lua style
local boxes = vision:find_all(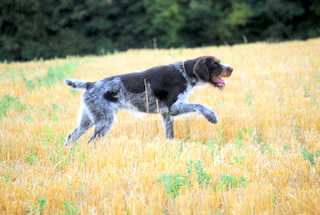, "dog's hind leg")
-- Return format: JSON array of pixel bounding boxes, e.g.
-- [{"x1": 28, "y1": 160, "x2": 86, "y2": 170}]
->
[
  {"x1": 65, "y1": 106, "x2": 94, "y2": 146},
  {"x1": 162, "y1": 112, "x2": 174, "y2": 139},
  {"x1": 80, "y1": 88, "x2": 118, "y2": 143},
  {"x1": 88, "y1": 111, "x2": 115, "y2": 142}
]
